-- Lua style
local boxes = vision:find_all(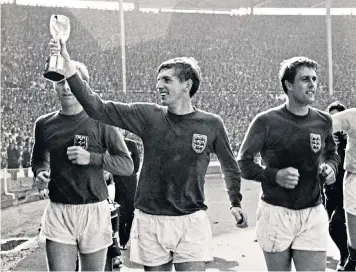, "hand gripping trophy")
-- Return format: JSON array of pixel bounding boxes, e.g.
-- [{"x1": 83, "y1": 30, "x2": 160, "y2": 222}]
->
[{"x1": 43, "y1": 15, "x2": 70, "y2": 82}]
